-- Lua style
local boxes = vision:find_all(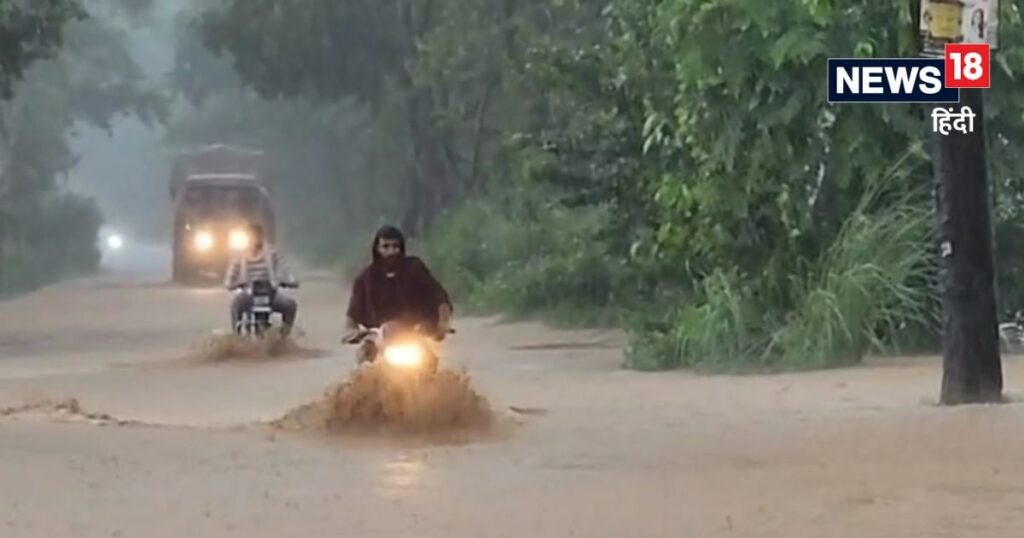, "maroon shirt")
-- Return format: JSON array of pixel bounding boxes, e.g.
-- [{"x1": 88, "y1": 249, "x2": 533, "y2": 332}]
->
[{"x1": 346, "y1": 256, "x2": 452, "y2": 328}]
